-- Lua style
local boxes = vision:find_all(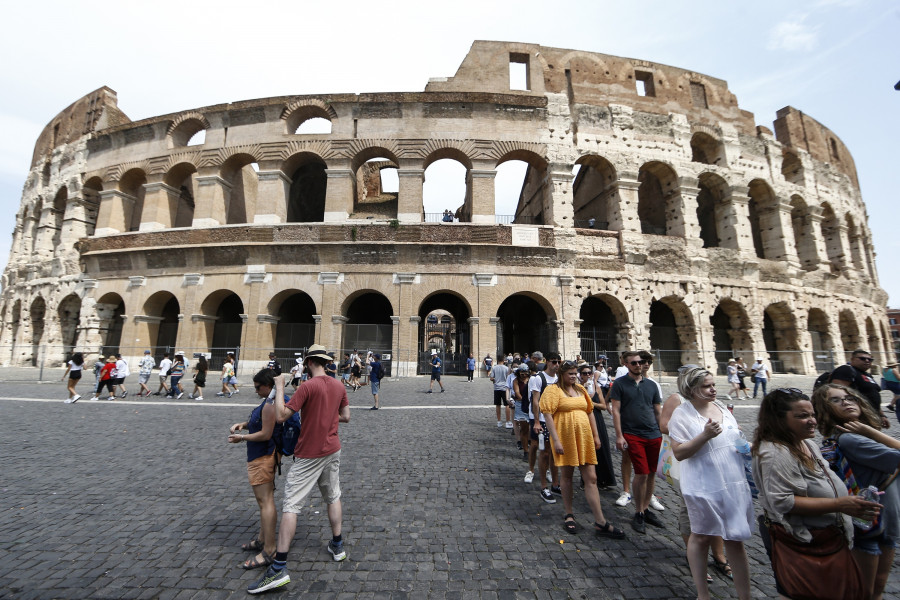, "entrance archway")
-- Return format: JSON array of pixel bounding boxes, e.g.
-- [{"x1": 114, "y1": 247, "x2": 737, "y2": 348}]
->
[
  {"x1": 344, "y1": 292, "x2": 393, "y2": 375},
  {"x1": 209, "y1": 293, "x2": 244, "y2": 369},
  {"x1": 649, "y1": 300, "x2": 681, "y2": 372},
  {"x1": 808, "y1": 308, "x2": 834, "y2": 371},
  {"x1": 30, "y1": 297, "x2": 46, "y2": 367},
  {"x1": 763, "y1": 303, "x2": 801, "y2": 373},
  {"x1": 57, "y1": 294, "x2": 82, "y2": 355},
  {"x1": 97, "y1": 293, "x2": 125, "y2": 357},
  {"x1": 273, "y1": 292, "x2": 316, "y2": 367},
  {"x1": 579, "y1": 295, "x2": 624, "y2": 362},
  {"x1": 418, "y1": 292, "x2": 471, "y2": 375},
  {"x1": 497, "y1": 294, "x2": 555, "y2": 357}
]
